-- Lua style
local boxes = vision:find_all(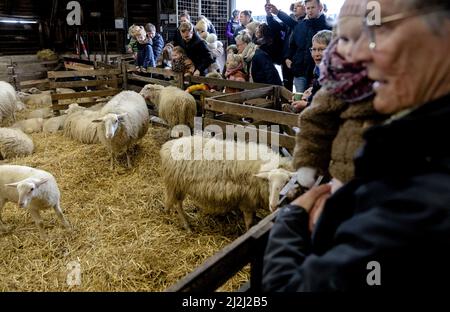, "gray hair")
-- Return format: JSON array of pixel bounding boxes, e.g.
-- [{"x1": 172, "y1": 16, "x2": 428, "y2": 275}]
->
[{"x1": 235, "y1": 32, "x2": 252, "y2": 44}]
